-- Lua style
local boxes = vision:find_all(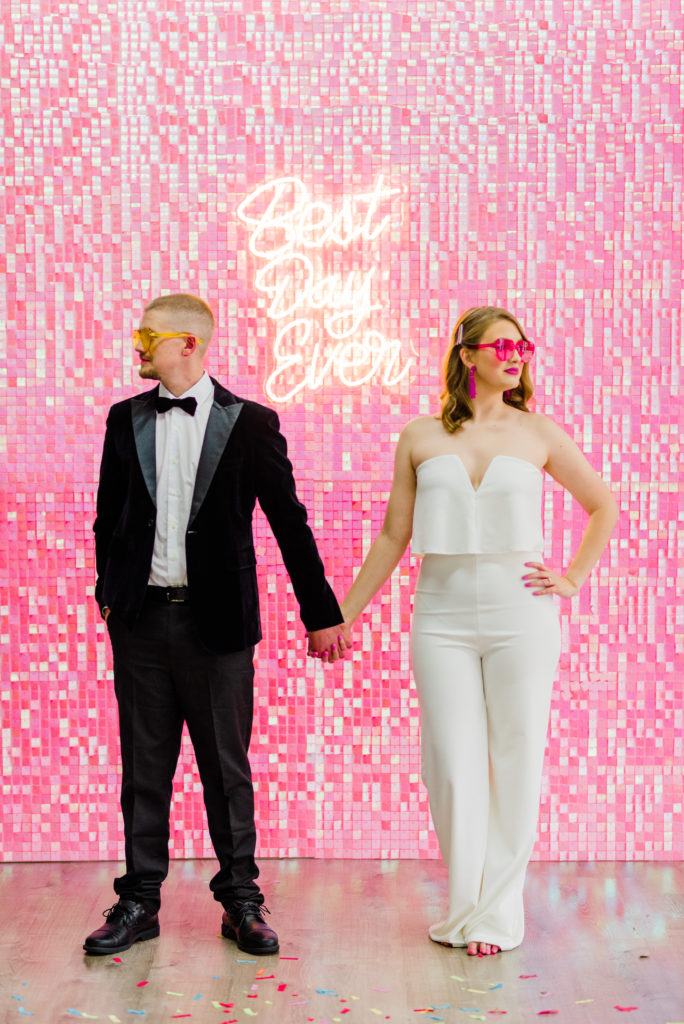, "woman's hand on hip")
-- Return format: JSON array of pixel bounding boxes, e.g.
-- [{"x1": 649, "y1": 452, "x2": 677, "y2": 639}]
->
[{"x1": 523, "y1": 562, "x2": 579, "y2": 598}]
